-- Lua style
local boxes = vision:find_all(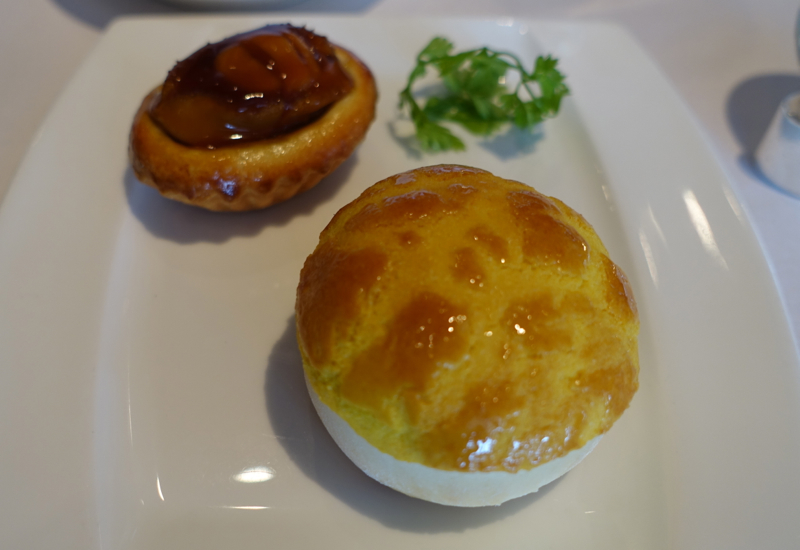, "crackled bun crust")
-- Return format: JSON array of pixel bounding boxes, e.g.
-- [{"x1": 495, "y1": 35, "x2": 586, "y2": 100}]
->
[
  {"x1": 129, "y1": 46, "x2": 376, "y2": 211},
  {"x1": 296, "y1": 165, "x2": 639, "y2": 506}
]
